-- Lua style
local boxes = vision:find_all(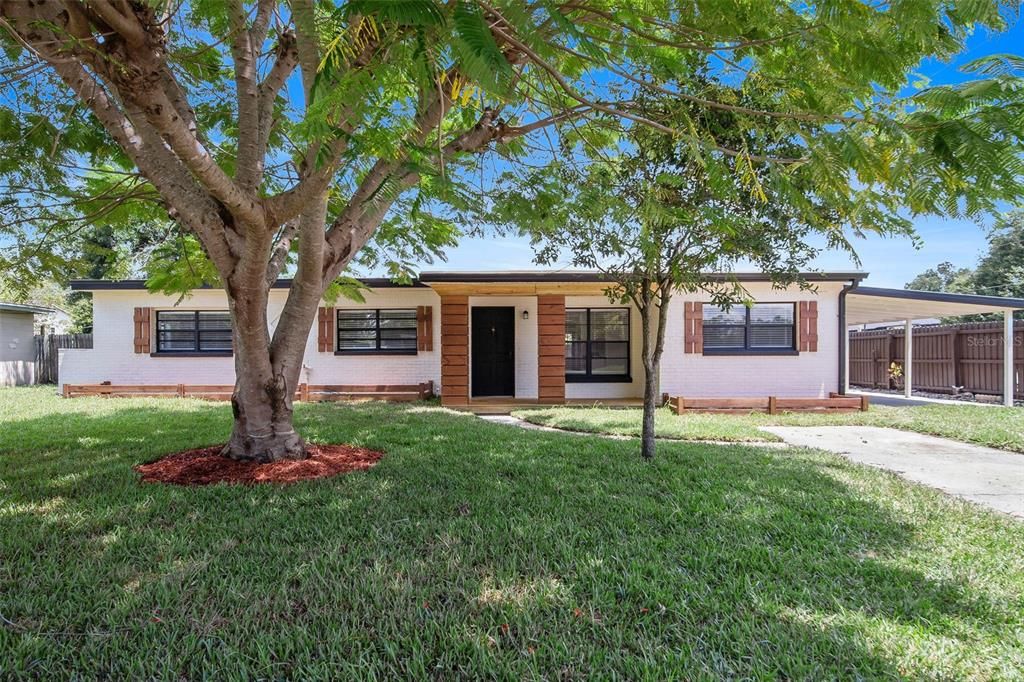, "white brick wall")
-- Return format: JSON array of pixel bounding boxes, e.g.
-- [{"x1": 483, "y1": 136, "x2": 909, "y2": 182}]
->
[
  {"x1": 58, "y1": 281, "x2": 845, "y2": 400},
  {"x1": 305, "y1": 288, "x2": 441, "y2": 389},
  {"x1": 659, "y1": 282, "x2": 844, "y2": 398},
  {"x1": 59, "y1": 288, "x2": 442, "y2": 390}
]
